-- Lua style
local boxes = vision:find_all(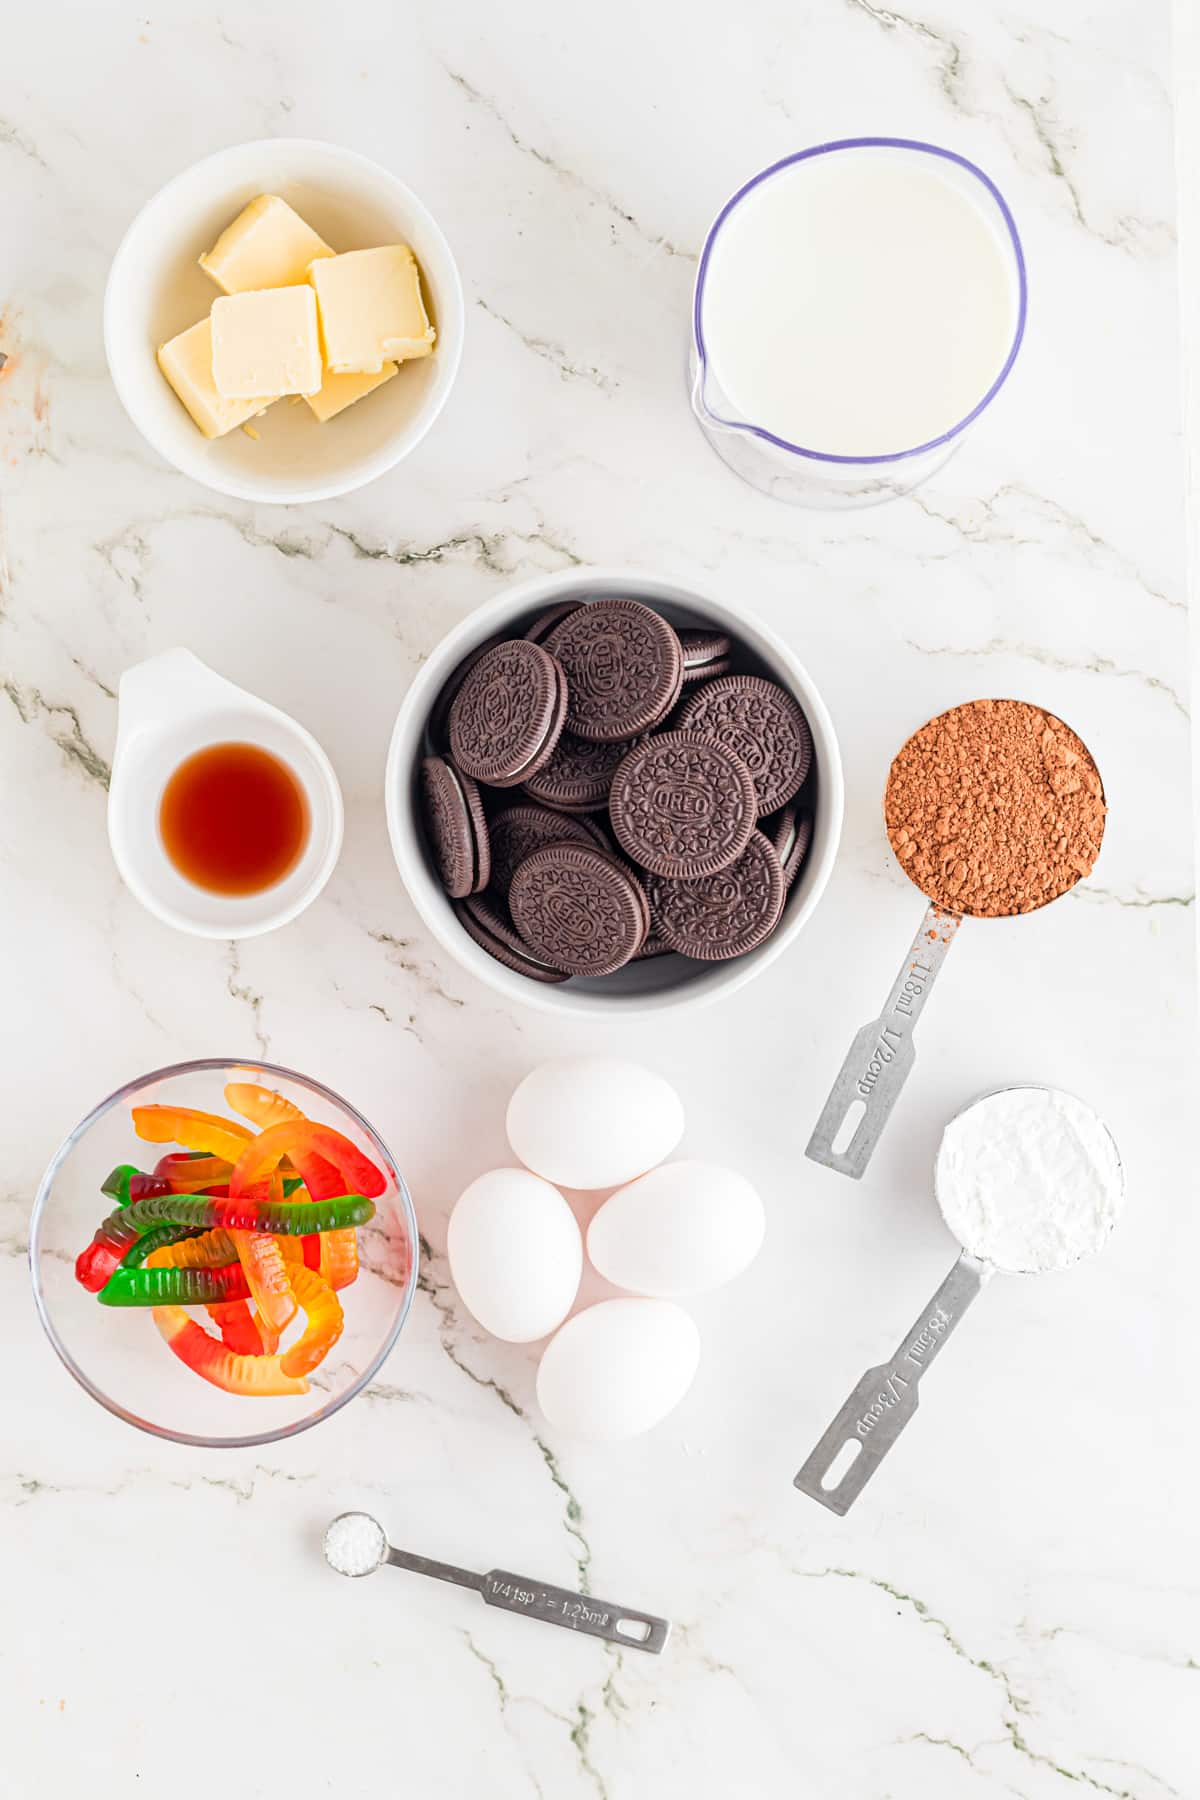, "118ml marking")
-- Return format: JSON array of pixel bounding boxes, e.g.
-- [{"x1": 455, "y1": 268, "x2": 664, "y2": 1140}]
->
[
  {"x1": 893, "y1": 958, "x2": 933, "y2": 1018},
  {"x1": 854, "y1": 959, "x2": 933, "y2": 1097}
]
